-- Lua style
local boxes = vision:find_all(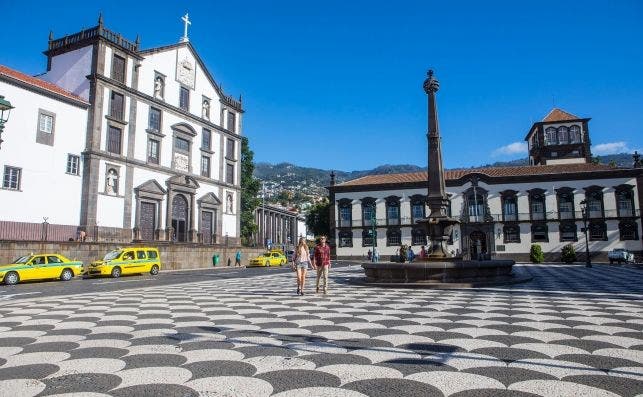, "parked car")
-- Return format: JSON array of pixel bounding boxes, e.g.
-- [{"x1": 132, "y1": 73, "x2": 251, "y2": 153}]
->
[
  {"x1": 1, "y1": 254, "x2": 84, "y2": 285},
  {"x1": 608, "y1": 248, "x2": 635, "y2": 264},
  {"x1": 248, "y1": 250, "x2": 287, "y2": 267},
  {"x1": 87, "y1": 247, "x2": 161, "y2": 278}
]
